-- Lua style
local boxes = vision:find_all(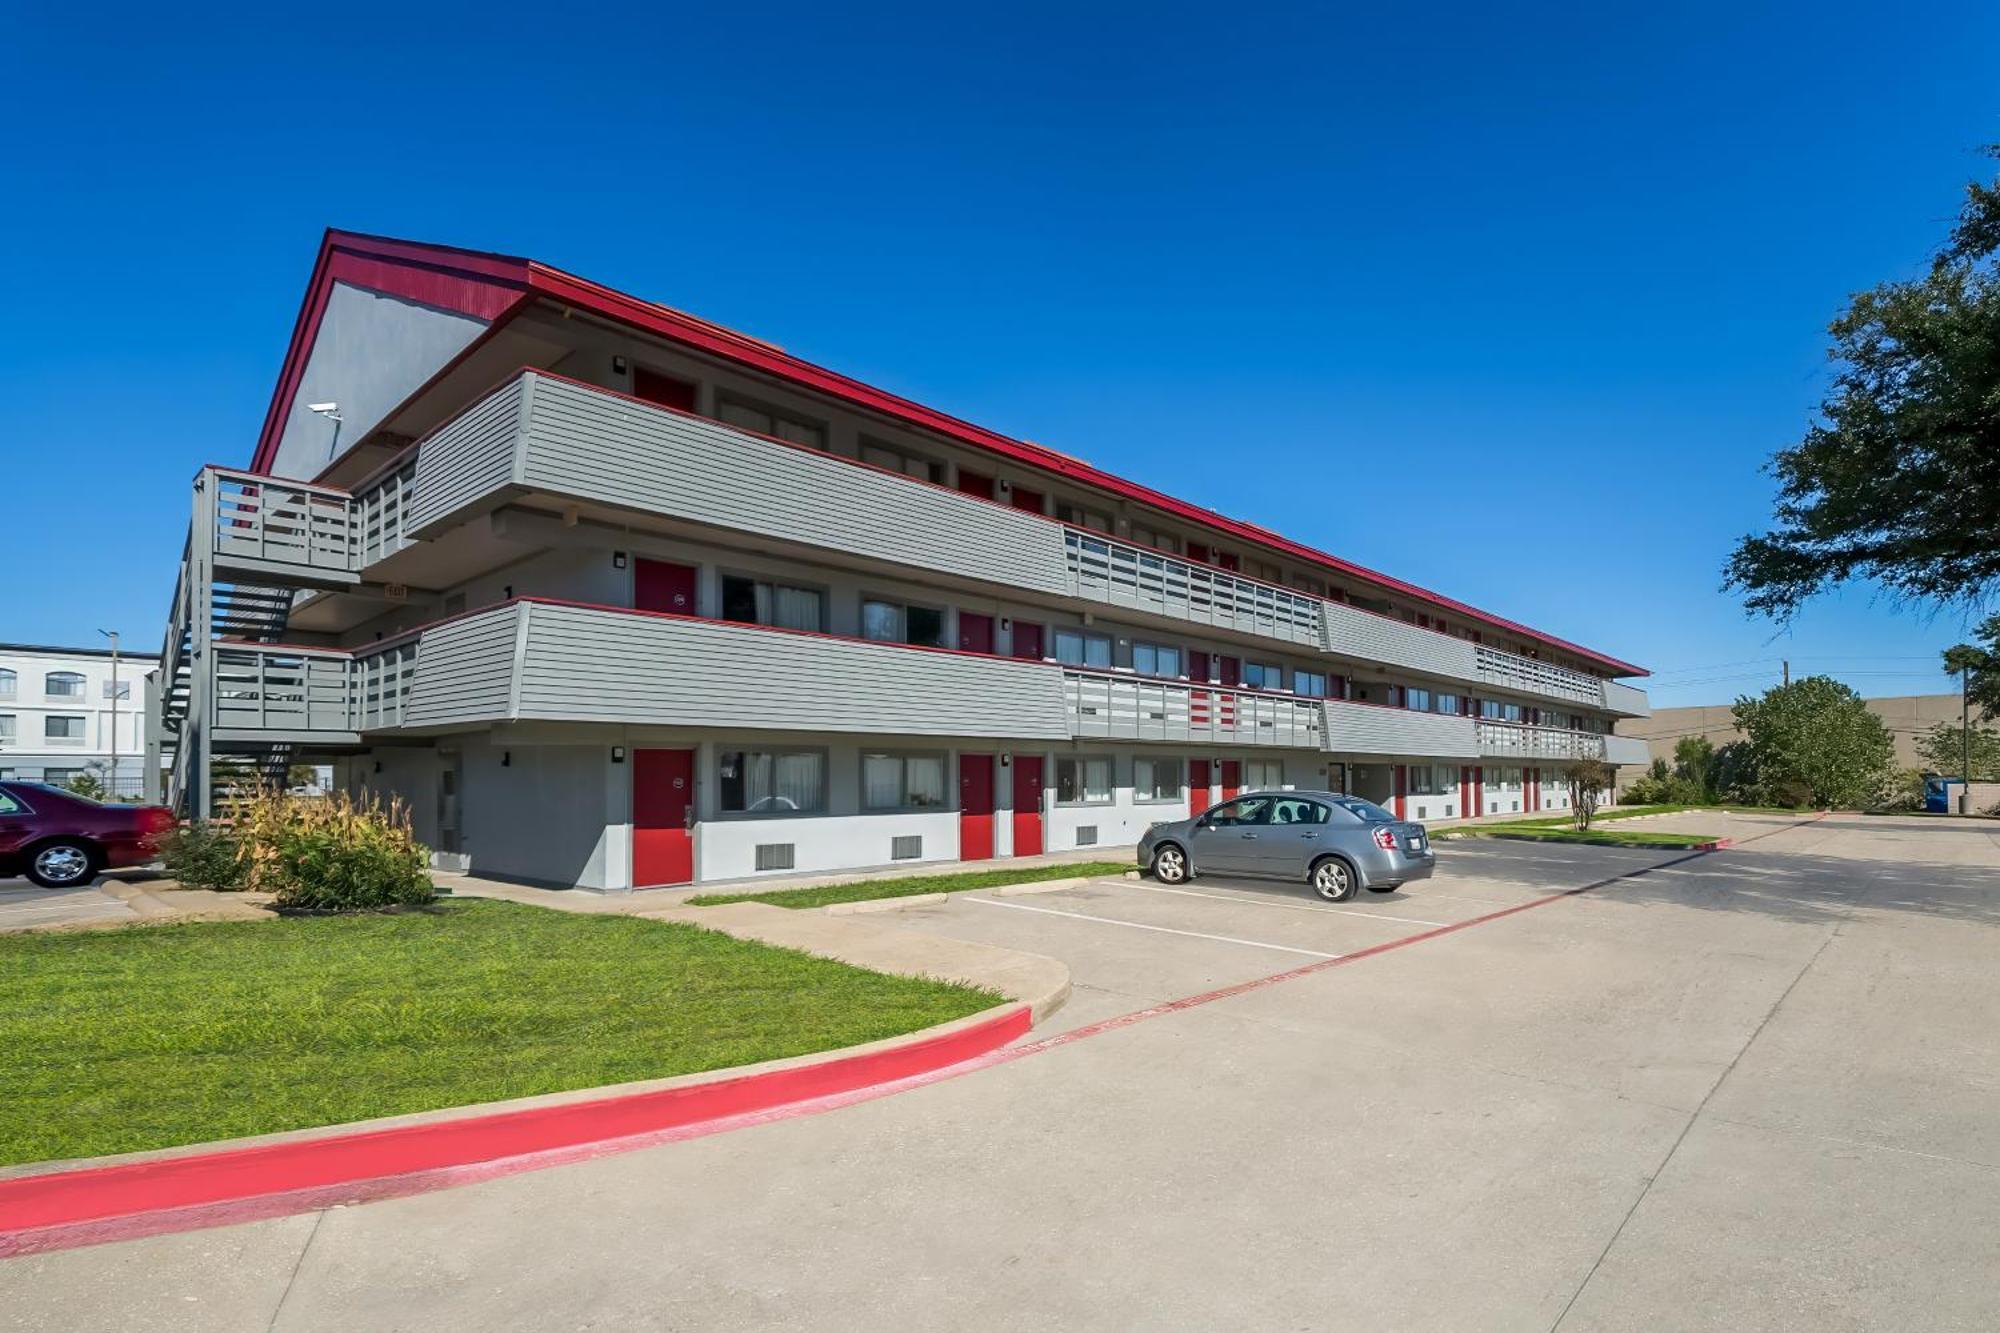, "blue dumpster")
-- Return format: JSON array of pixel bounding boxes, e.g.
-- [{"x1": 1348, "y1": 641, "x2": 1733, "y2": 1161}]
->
[{"x1": 1924, "y1": 775, "x2": 1965, "y2": 813}]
